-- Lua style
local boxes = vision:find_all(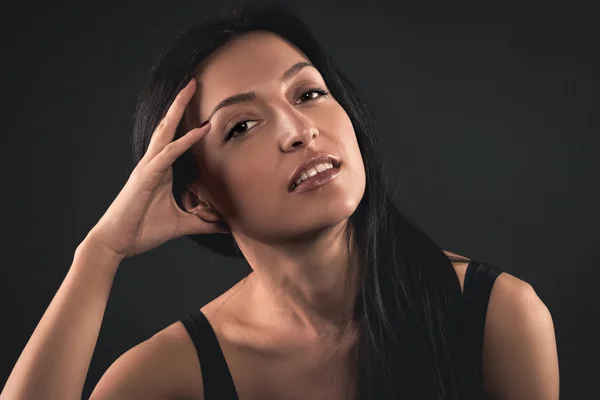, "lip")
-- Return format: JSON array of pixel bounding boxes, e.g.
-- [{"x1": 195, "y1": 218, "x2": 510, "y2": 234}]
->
[
  {"x1": 288, "y1": 152, "x2": 341, "y2": 191},
  {"x1": 289, "y1": 164, "x2": 341, "y2": 193}
]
